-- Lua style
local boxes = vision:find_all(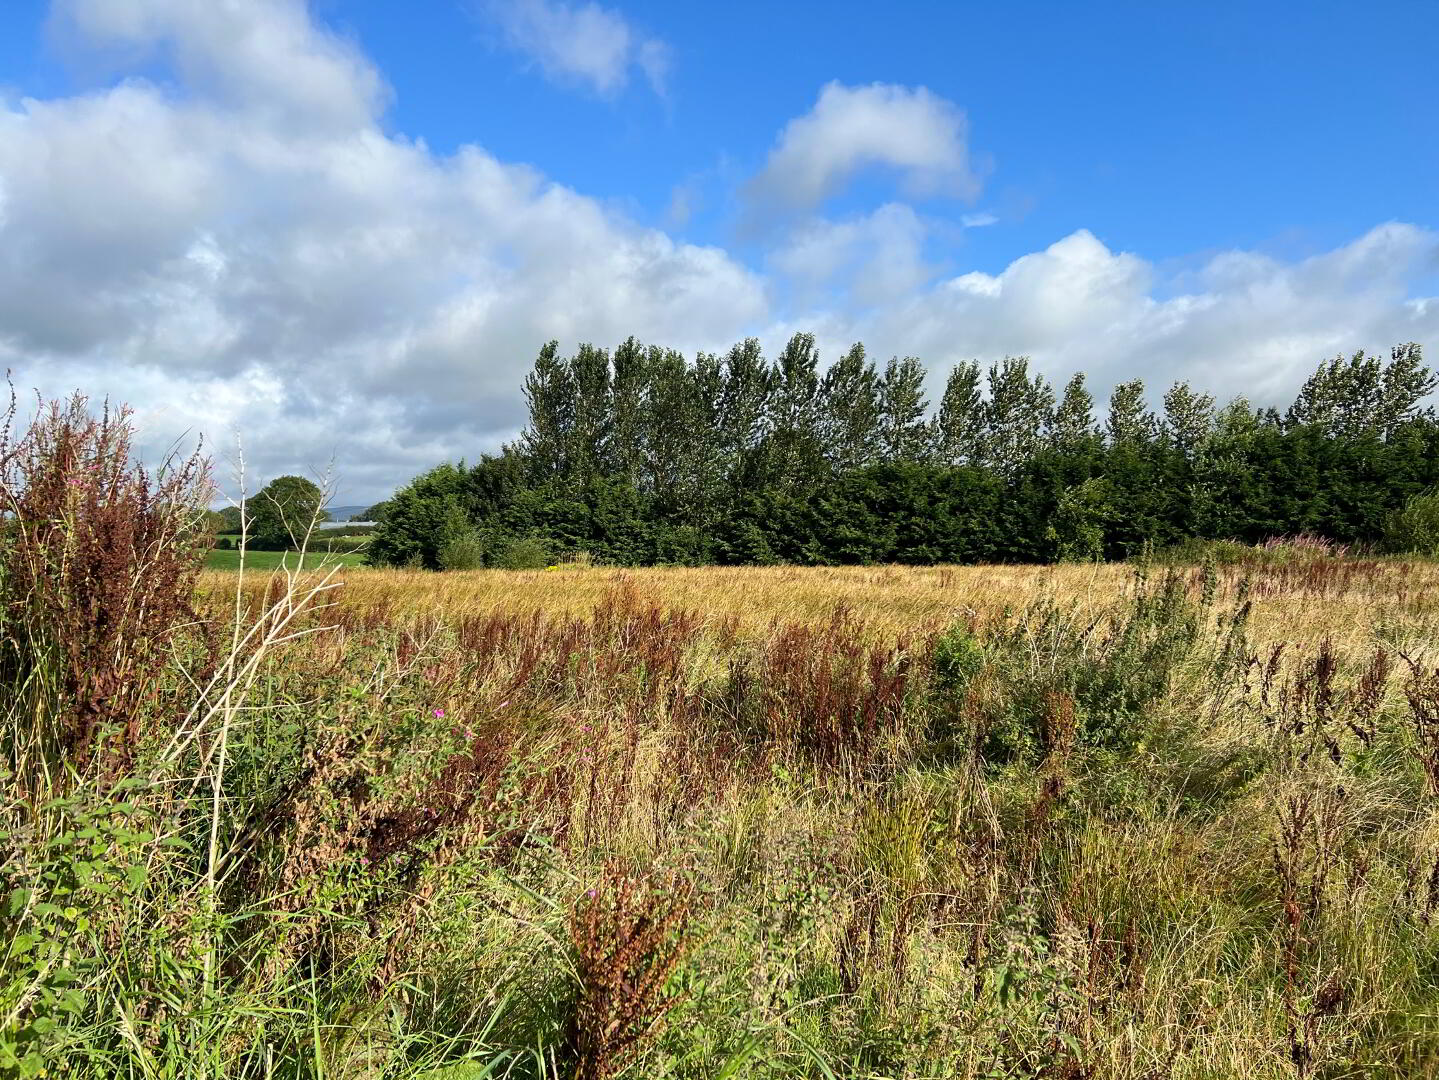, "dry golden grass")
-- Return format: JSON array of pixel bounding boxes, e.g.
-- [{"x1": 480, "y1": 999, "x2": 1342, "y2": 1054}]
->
[{"x1": 201, "y1": 555, "x2": 1439, "y2": 653}]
